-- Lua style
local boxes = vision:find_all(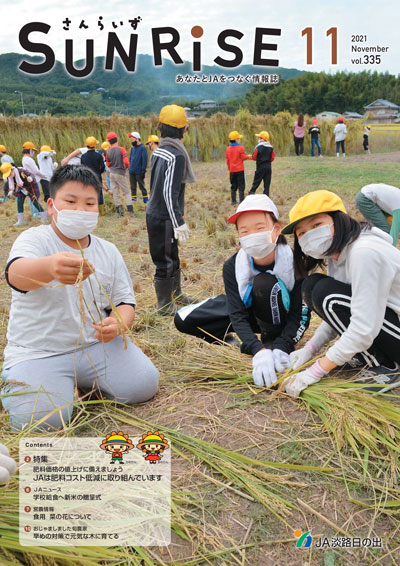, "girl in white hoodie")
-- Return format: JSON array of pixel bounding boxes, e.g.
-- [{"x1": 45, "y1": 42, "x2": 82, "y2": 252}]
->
[{"x1": 281, "y1": 189, "x2": 400, "y2": 396}]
